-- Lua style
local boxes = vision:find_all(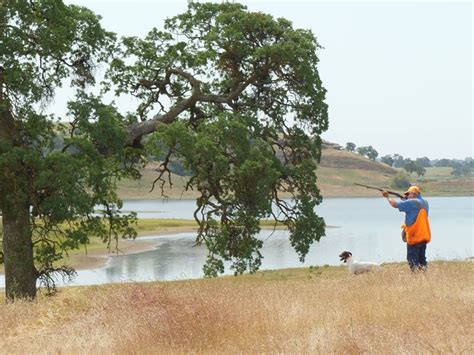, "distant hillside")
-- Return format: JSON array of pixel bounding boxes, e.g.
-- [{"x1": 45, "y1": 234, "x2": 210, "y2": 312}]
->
[
  {"x1": 116, "y1": 144, "x2": 397, "y2": 199},
  {"x1": 320, "y1": 147, "x2": 396, "y2": 174},
  {"x1": 316, "y1": 146, "x2": 397, "y2": 197},
  {"x1": 115, "y1": 142, "x2": 472, "y2": 199}
]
